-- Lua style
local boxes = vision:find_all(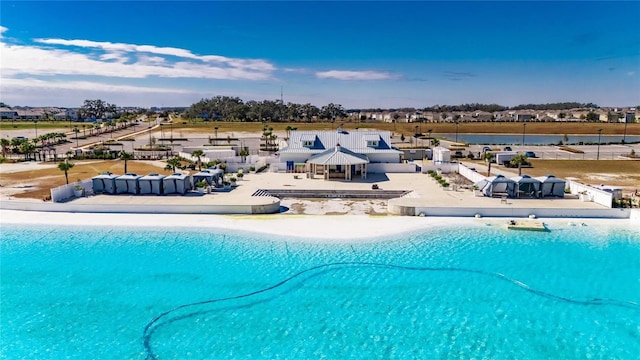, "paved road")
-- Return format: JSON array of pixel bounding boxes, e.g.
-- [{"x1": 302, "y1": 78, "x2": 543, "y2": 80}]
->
[{"x1": 3, "y1": 125, "x2": 639, "y2": 162}]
